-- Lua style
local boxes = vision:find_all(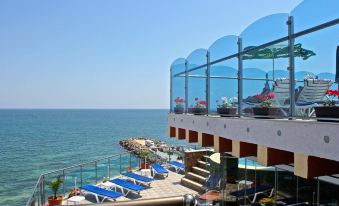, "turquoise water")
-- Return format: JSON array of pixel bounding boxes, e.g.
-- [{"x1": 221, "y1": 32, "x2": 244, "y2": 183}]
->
[{"x1": 0, "y1": 109, "x2": 182, "y2": 206}]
